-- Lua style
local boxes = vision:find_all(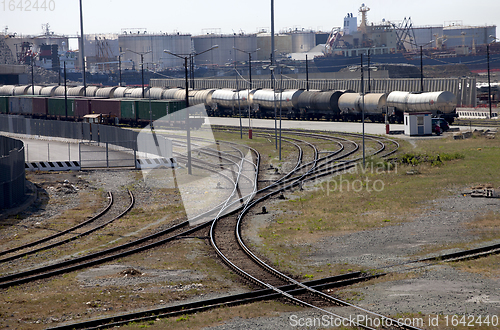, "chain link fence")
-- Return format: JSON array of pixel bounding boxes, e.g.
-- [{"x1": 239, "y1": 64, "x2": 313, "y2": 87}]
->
[{"x1": 0, "y1": 115, "x2": 174, "y2": 169}]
